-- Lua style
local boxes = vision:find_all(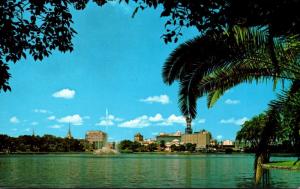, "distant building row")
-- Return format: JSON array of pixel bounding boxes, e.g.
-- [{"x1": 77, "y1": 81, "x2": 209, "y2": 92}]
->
[
  {"x1": 134, "y1": 130, "x2": 235, "y2": 151},
  {"x1": 134, "y1": 130, "x2": 210, "y2": 151},
  {"x1": 67, "y1": 125, "x2": 234, "y2": 151}
]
